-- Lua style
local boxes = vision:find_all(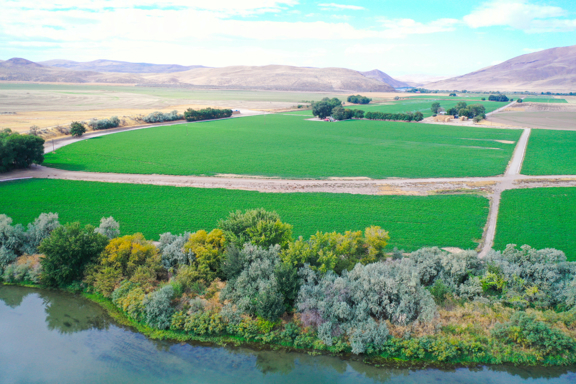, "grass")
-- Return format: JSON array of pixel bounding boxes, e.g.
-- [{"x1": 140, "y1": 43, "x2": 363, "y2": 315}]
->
[
  {"x1": 0, "y1": 179, "x2": 489, "y2": 251},
  {"x1": 523, "y1": 97, "x2": 568, "y2": 104},
  {"x1": 522, "y1": 129, "x2": 576, "y2": 175},
  {"x1": 44, "y1": 114, "x2": 522, "y2": 179},
  {"x1": 494, "y1": 187, "x2": 576, "y2": 260}
]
